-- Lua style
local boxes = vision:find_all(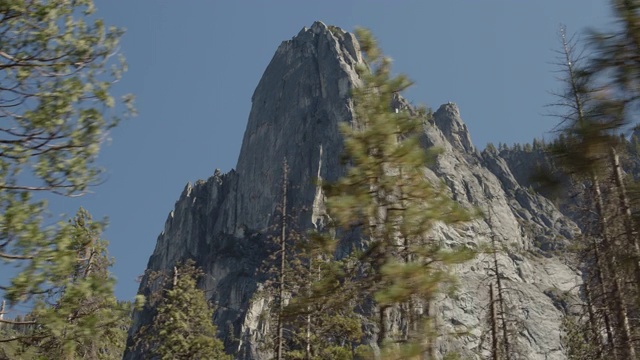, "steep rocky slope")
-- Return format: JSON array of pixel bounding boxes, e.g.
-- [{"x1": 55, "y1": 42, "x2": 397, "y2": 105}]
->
[{"x1": 124, "y1": 22, "x2": 581, "y2": 359}]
